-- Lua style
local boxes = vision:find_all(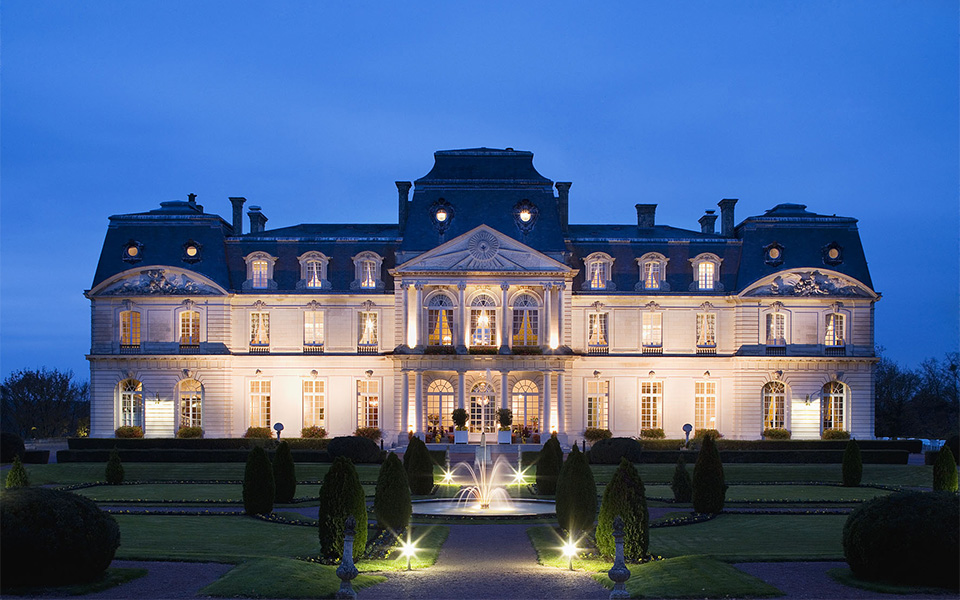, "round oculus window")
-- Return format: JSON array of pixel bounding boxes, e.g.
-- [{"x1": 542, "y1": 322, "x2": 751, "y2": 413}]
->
[
  {"x1": 126, "y1": 246, "x2": 139, "y2": 257},
  {"x1": 828, "y1": 248, "x2": 840, "y2": 260},
  {"x1": 435, "y1": 208, "x2": 448, "y2": 222},
  {"x1": 186, "y1": 245, "x2": 198, "y2": 257},
  {"x1": 519, "y1": 209, "x2": 532, "y2": 223},
  {"x1": 767, "y1": 247, "x2": 781, "y2": 260}
]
